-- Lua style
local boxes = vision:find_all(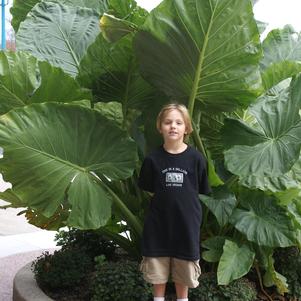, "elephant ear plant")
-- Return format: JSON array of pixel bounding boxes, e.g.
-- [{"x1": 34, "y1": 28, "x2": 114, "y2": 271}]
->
[{"x1": 0, "y1": 0, "x2": 300, "y2": 297}]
